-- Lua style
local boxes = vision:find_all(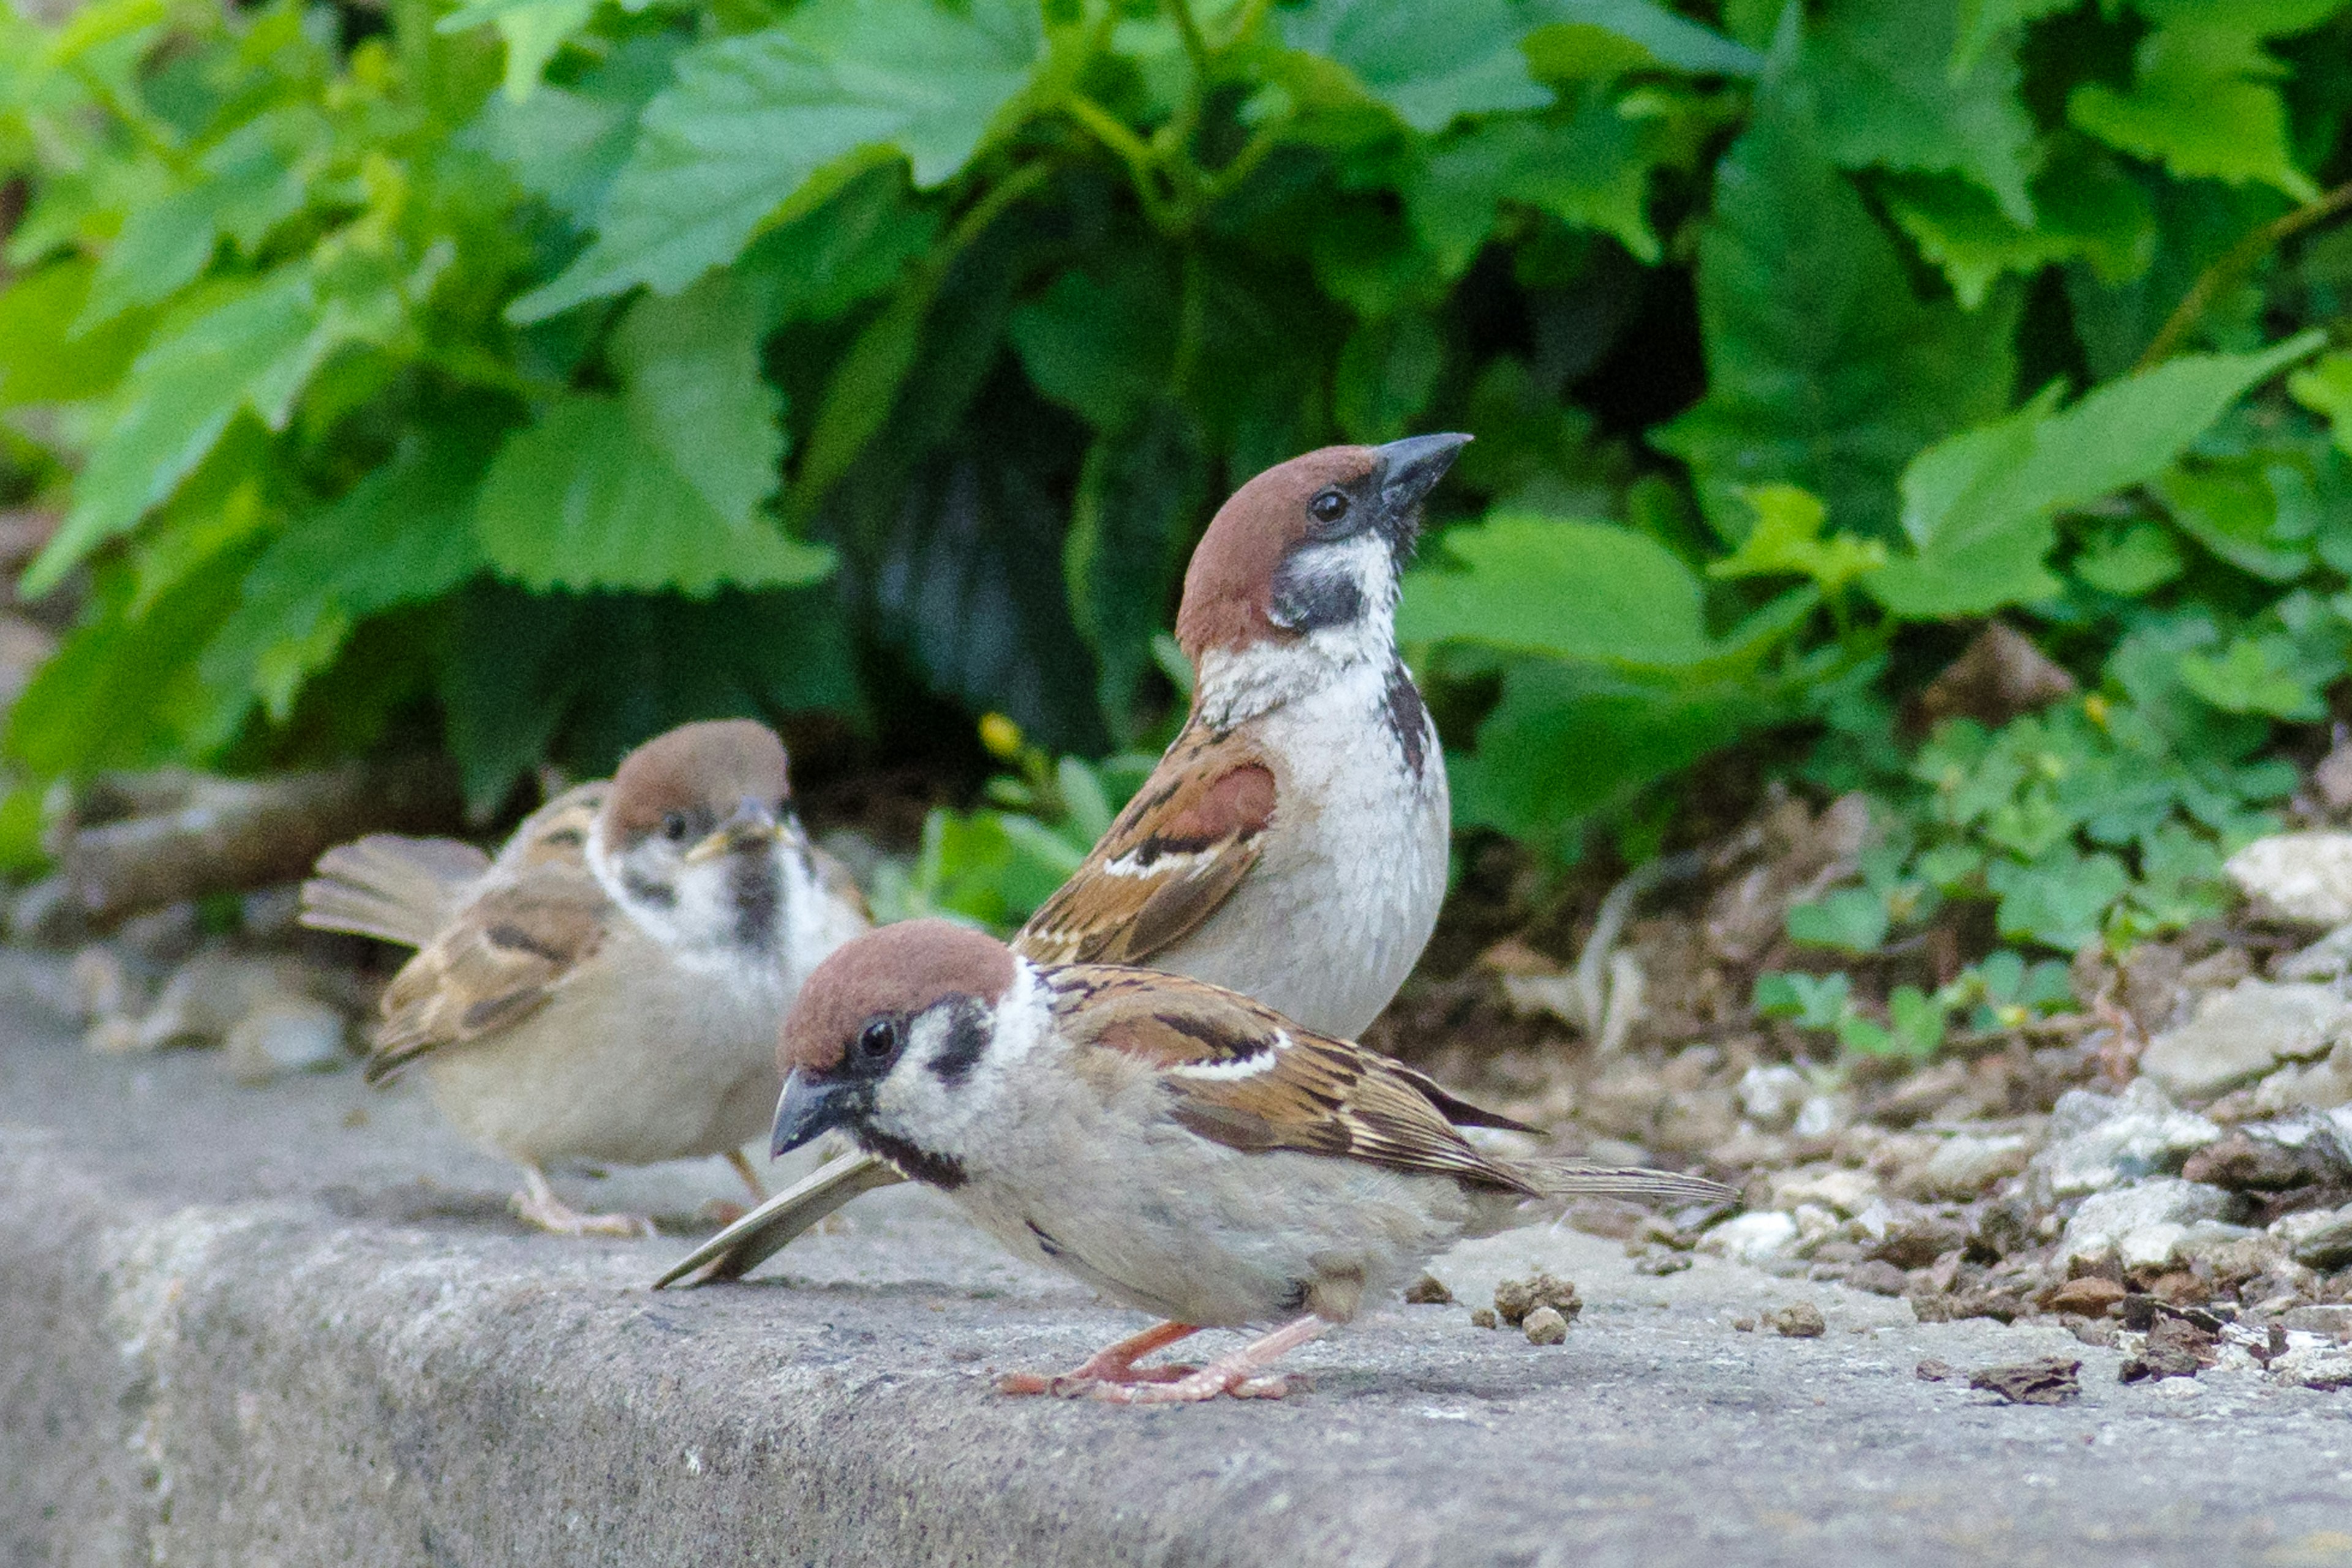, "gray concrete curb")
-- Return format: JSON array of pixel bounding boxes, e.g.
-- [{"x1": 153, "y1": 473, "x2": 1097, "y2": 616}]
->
[{"x1": 6, "y1": 973, "x2": 2351, "y2": 1567}]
